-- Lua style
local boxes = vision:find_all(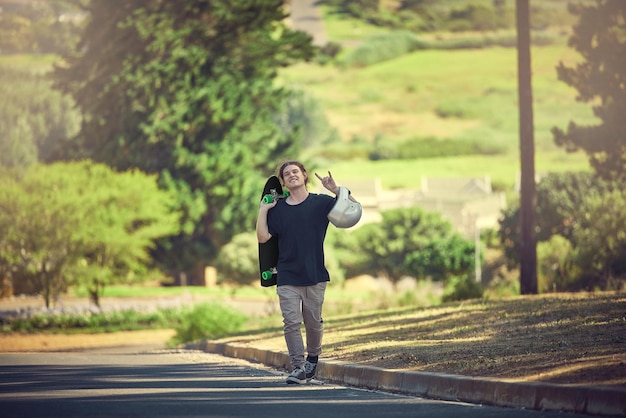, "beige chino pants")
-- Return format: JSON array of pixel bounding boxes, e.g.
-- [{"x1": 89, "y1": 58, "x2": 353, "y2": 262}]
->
[{"x1": 277, "y1": 282, "x2": 327, "y2": 370}]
